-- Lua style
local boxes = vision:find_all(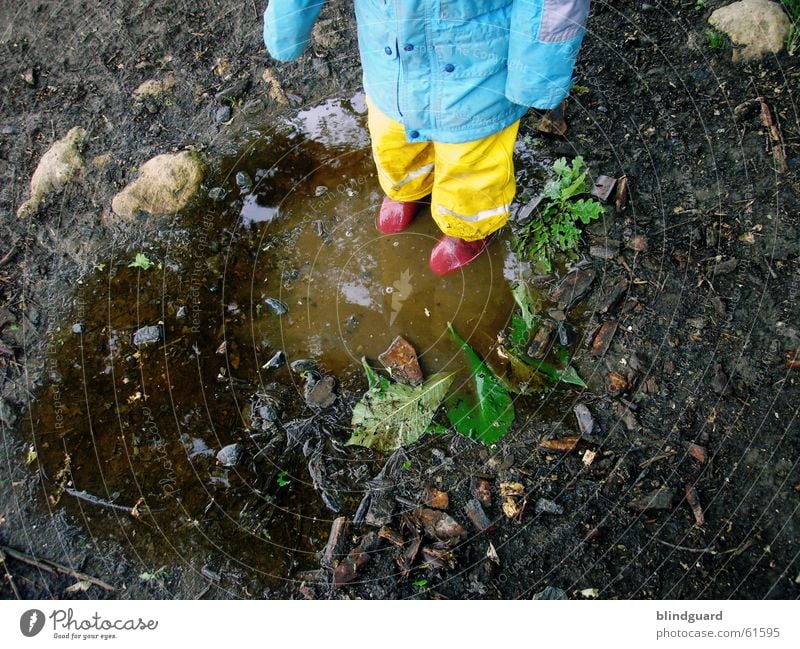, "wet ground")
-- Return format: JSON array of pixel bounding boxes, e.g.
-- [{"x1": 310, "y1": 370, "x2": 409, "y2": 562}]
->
[{"x1": 1, "y1": 0, "x2": 798, "y2": 600}]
